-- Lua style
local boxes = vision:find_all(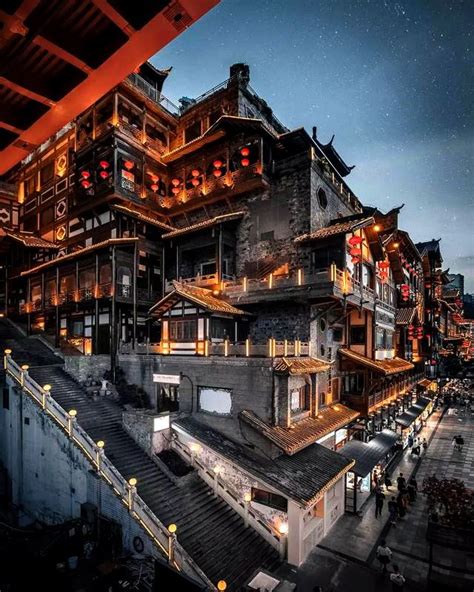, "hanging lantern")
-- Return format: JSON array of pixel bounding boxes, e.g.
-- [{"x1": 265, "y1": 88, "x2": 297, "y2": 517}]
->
[
  {"x1": 191, "y1": 178, "x2": 200, "y2": 187},
  {"x1": 151, "y1": 183, "x2": 159, "y2": 192},
  {"x1": 416, "y1": 327, "x2": 423, "y2": 339},
  {"x1": 348, "y1": 235, "x2": 363, "y2": 246},
  {"x1": 81, "y1": 179, "x2": 91, "y2": 189},
  {"x1": 213, "y1": 159, "x2": 223, "y2": 169},
  {"x1": 240, "y1": 147, "x2": 250, "y2": 157},
  {"x1": 241, "y1": 158, "x2": 250, "y2": 167},
  {"x1": 149, "y1": 174, "x2": 159, "y2": 183},
  {"x1": 99, "y1": 160, "x2": 110, "y2": 169},
  {"x1": 191, "y1": 169, "x2": 200, "y2": 178},
  {"x1": 213, "y1": 169, "x2": 223, "y2": 178},
  {"x1": 124, "y1": 160, "x2": 134, "y2": 171},
  {"x1": 172, "y1": 187, "x2": 180, "y2": 195},
  {"x1": 99, "y1": 170, "x2": 109, "y2": 180},
  {"x1": 171, "y1": 178, "x2": 181, "y2": 187},
  {"x1": 81, "y1": 170, "x2": 90, "y2": 179}
]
